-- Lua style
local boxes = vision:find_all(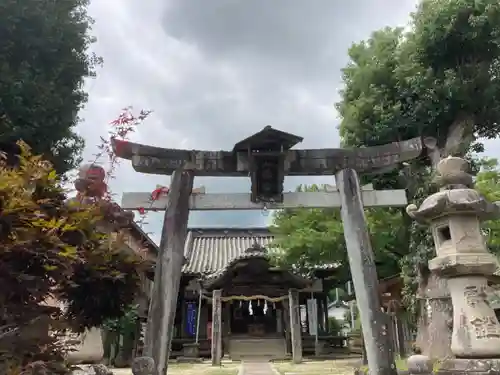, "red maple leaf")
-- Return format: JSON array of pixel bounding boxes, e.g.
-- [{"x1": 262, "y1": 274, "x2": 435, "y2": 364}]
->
[{"x1": 151, "y1": 186, "x2": 169, "y2": 201}]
